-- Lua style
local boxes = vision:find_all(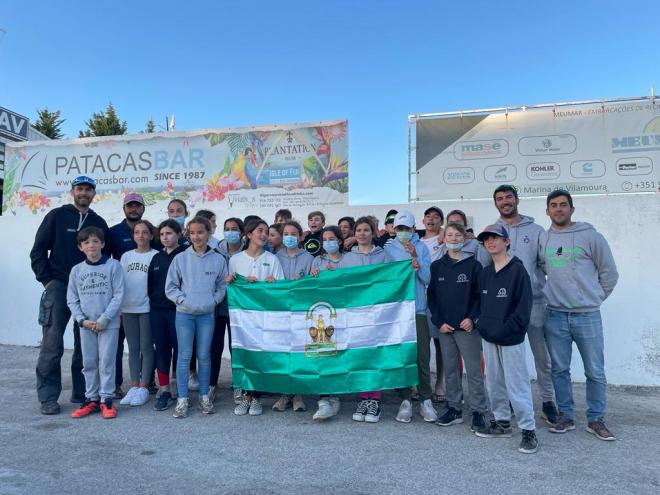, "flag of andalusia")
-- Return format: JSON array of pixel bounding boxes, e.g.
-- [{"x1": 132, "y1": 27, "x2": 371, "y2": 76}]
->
[{"x1": 228, "y1": 260, "x2": 419, "y2": 395}]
